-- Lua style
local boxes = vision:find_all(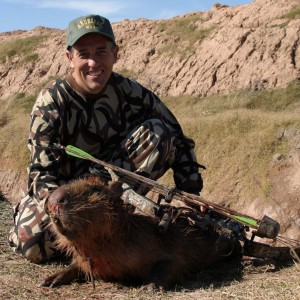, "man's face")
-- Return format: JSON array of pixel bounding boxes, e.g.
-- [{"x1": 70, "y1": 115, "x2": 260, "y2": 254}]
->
[{"x1": 66, "y1": 33, "x2": 118, "y2": 95}]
